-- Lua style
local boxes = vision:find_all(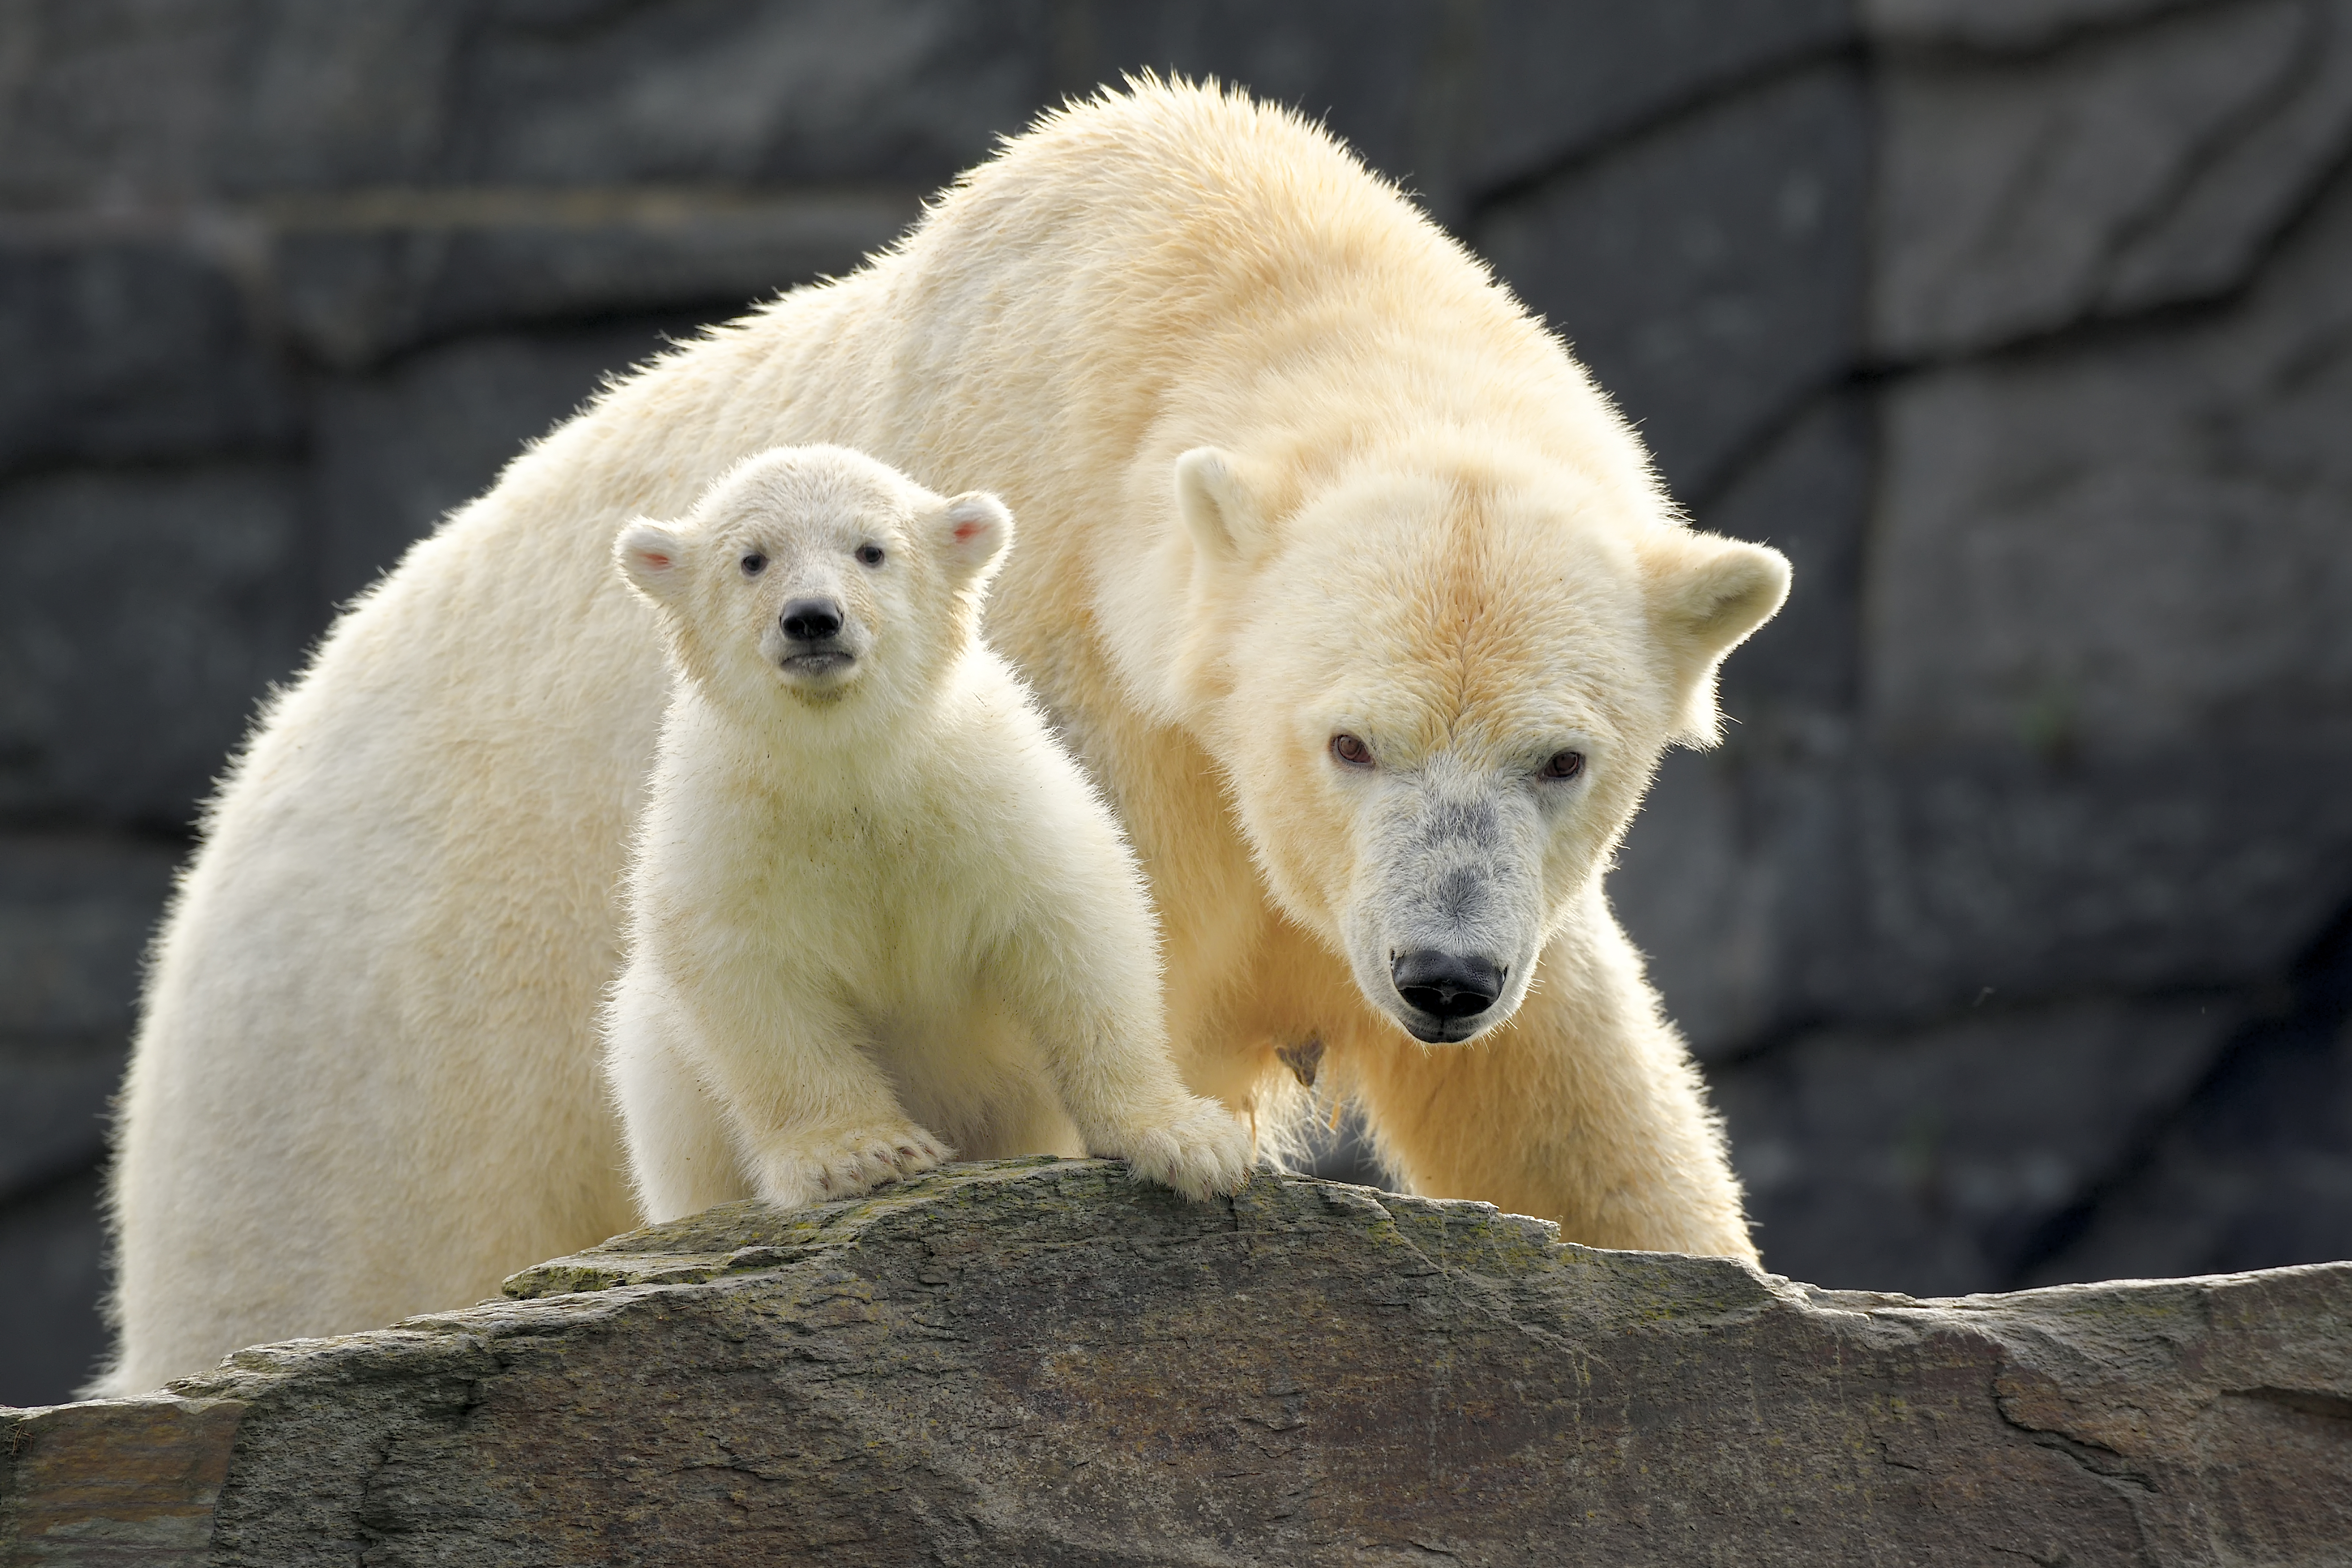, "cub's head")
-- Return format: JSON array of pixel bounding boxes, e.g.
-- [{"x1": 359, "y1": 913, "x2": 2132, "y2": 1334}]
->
[
  {"x1": 1170, "y1": 441, "x2": 1788, "y2": 1045},
  {"x1": 615, "y1": 446, "x2": 1011, "y2": 717}
]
